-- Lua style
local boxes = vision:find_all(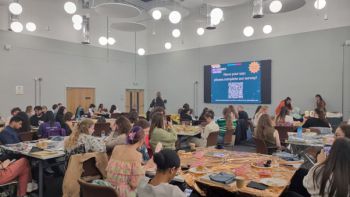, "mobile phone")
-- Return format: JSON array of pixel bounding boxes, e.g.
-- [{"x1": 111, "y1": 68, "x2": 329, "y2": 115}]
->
[
  {"x1": 323, "y1": 145, "x2": 331, "y2": 157},
  {"x1": 247, "y1": 181, "x2": 268, "y2": 190}
]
